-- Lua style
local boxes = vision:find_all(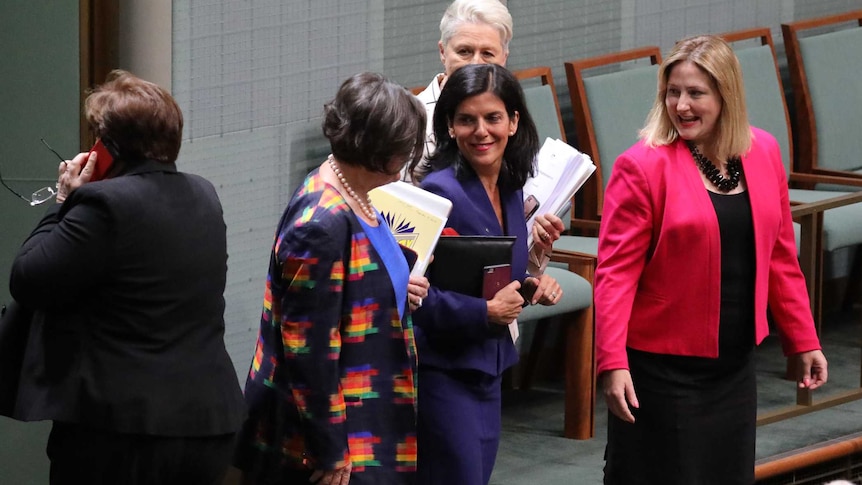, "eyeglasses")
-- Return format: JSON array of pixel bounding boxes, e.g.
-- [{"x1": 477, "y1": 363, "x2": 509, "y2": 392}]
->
[{"x1": 0, "y1": 139, "x2": 63, "y2": 206}]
